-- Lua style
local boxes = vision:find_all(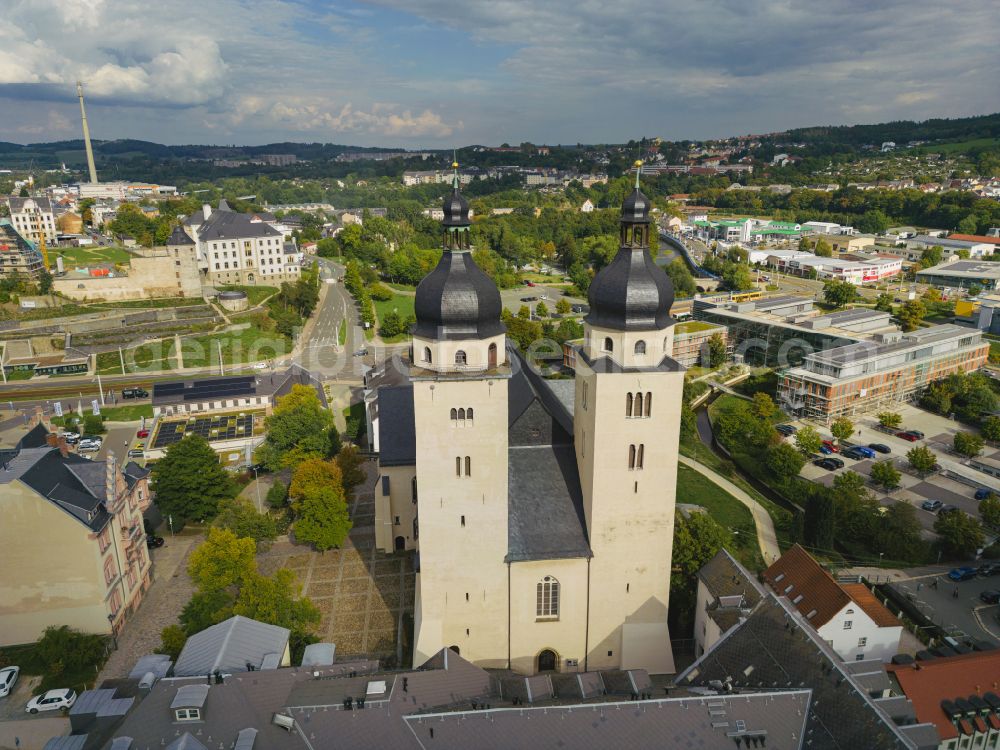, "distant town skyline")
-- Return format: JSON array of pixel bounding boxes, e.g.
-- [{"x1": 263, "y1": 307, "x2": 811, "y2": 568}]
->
[{"x1": 2, "y1": 0, "x2": 998, "y2": 147}]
